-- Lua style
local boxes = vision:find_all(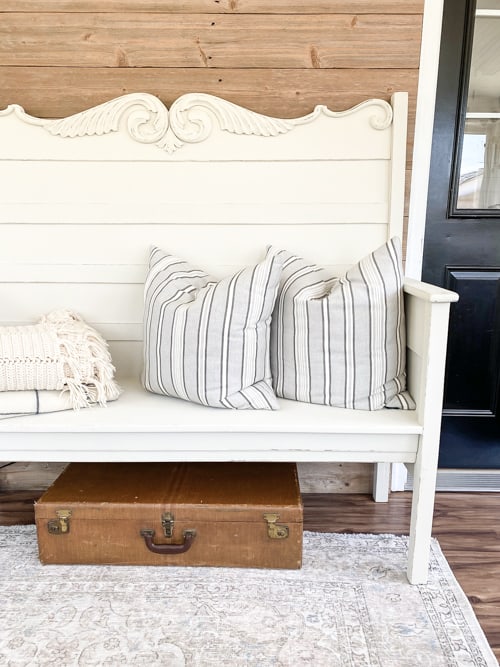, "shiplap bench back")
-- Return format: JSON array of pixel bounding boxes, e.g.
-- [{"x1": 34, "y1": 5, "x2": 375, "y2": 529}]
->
[{"x1": 0, "y1": 91, "x2": 457, "y2": 583}]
